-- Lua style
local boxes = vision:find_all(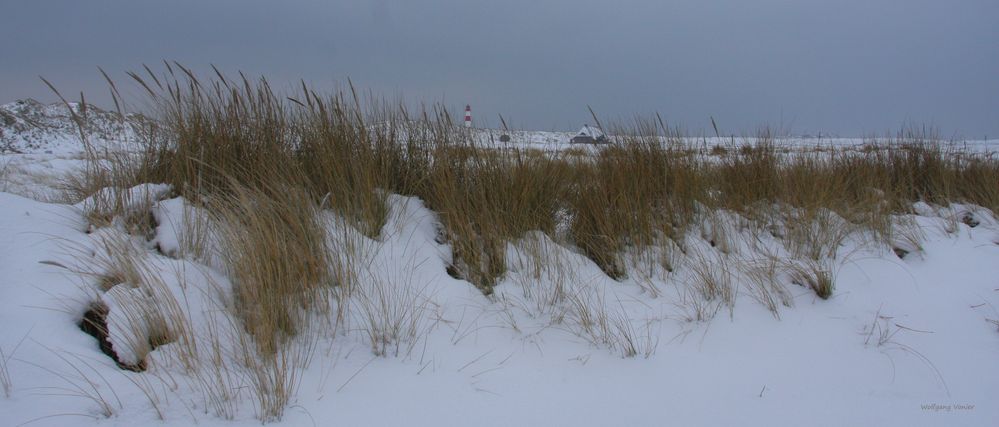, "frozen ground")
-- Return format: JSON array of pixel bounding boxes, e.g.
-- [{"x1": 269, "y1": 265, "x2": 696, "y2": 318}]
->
[{"x1": 1, "y1": 117, "x2": 998, "y2": 426}]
